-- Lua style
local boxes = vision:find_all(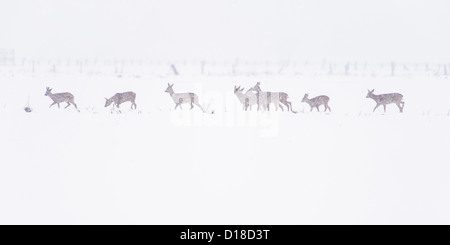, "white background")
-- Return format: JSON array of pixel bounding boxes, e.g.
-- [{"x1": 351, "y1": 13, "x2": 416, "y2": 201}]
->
[{"x1": 0, "y1": 0, "x2": 449, "y2": 224}]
